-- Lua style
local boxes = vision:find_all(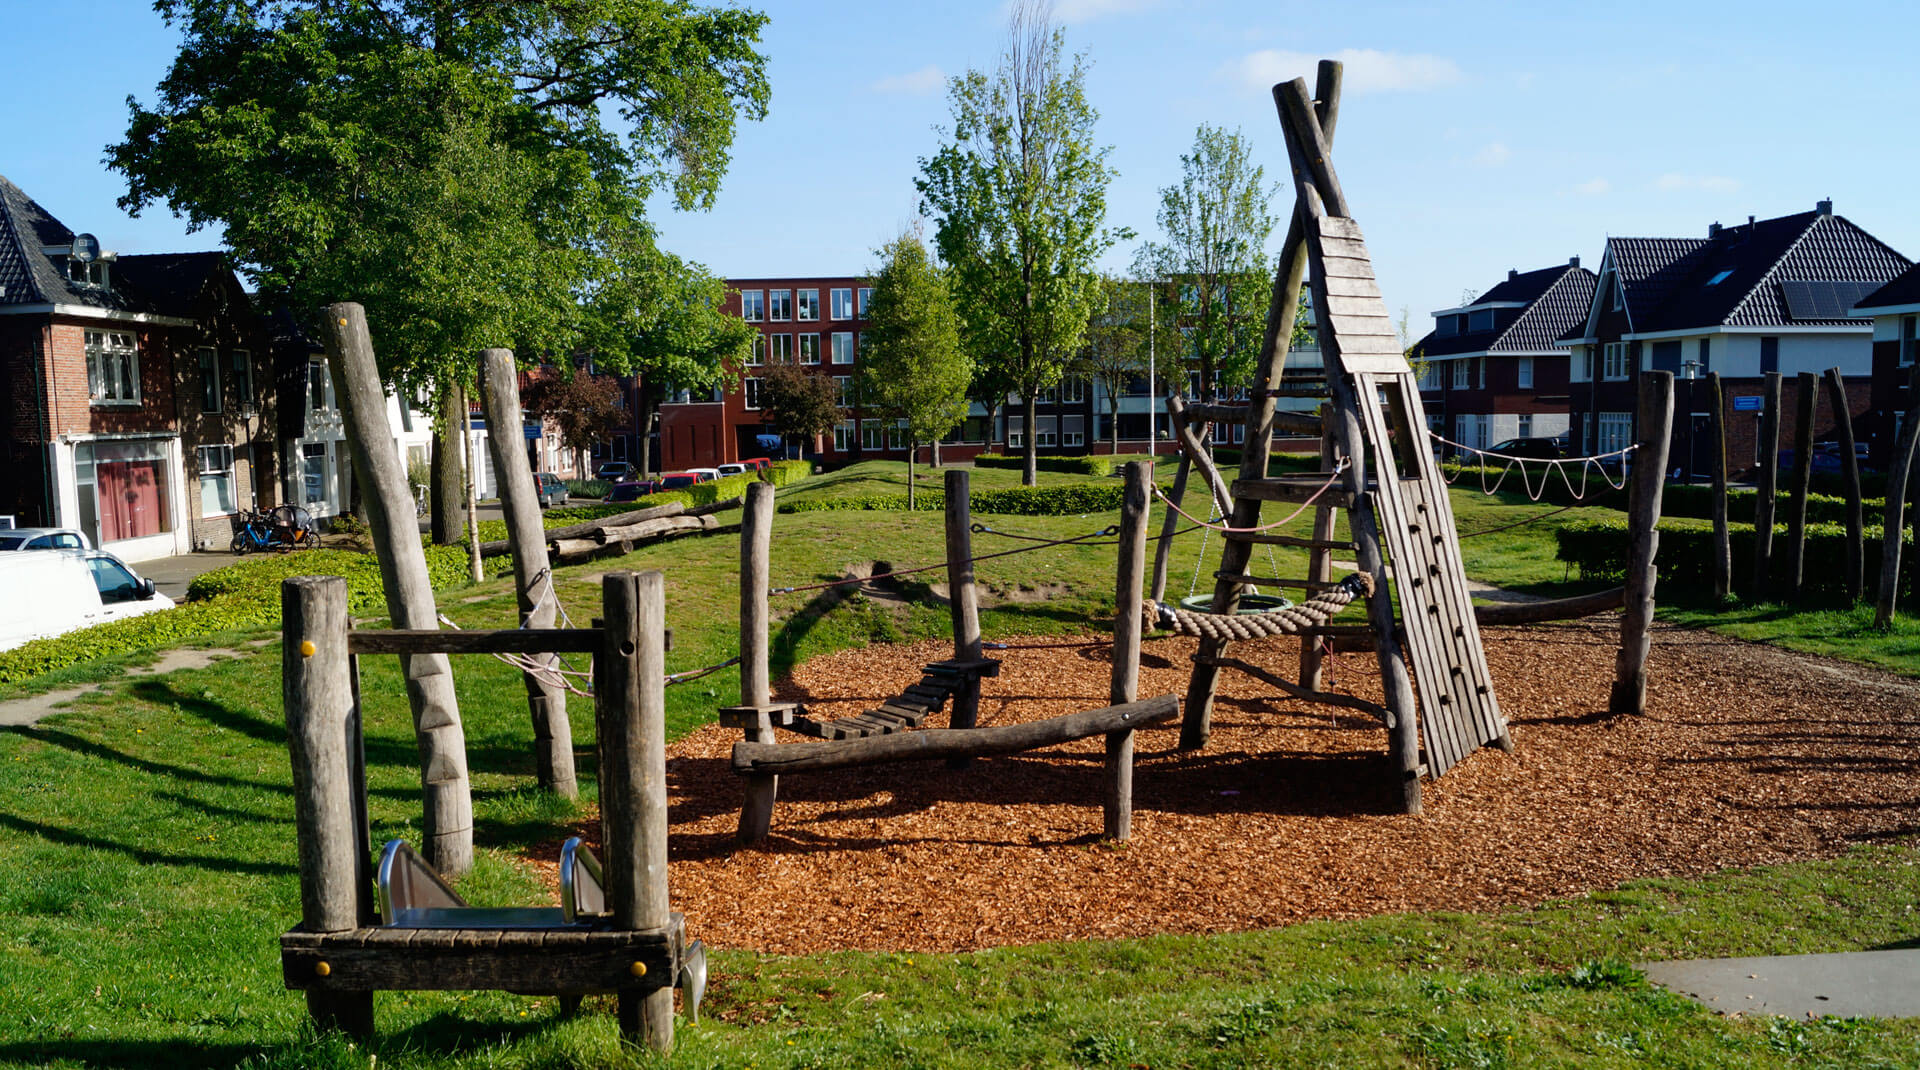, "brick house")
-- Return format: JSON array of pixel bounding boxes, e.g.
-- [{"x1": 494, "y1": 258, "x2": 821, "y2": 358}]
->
[
  {"x1": 1850, "y1": 262, "x2": 1920, "y2": 463},
  {"x1": 0, "y1": 175, "x2": 276, "y2": 559},
  {"x1": 1413, "y1": 259, "x2": 1594, "y2": 454},
  {"x1": 1561, "y1": 201, "x2": 1910, "y2": 476}
]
